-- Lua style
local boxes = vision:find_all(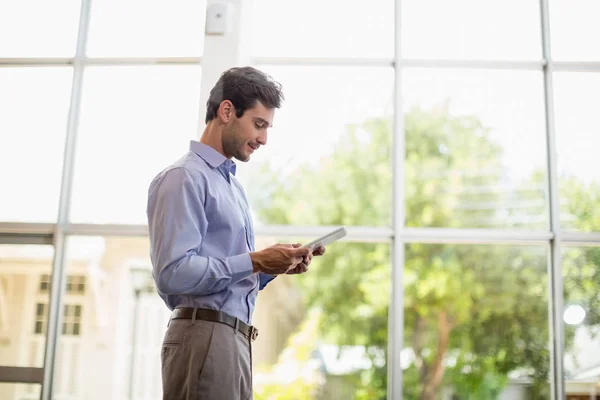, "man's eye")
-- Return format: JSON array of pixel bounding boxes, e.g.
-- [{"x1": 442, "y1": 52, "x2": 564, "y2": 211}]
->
[{"x1": 256, "y1": 123, "x2": 264, "y2": 129}]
